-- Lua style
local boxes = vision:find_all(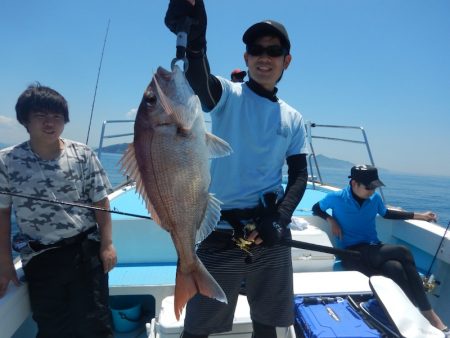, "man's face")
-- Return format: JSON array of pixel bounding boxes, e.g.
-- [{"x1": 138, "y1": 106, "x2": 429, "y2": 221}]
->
[
  {"x1": 26, "y1": 110, "x2": 65, "y2": 144},
  {"x1": 351, "y1": 180, "x2": 376, "y2": 199},
  {"x1": 244, "y1": 36, "x2": 291, "y2": 91}
]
